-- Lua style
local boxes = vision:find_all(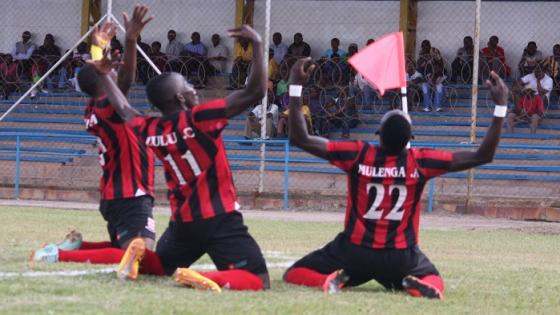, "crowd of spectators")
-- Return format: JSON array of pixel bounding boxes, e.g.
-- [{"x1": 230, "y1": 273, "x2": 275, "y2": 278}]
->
[{"x1": 1, "y1": 29, "x2": 559, "y2": 135}]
